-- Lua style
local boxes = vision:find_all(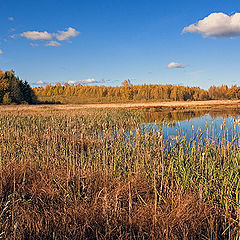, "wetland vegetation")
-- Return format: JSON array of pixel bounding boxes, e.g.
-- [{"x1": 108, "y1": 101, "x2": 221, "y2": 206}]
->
[{"x1": 1, "y1": 108, "x2": 240, "y2": 239}]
